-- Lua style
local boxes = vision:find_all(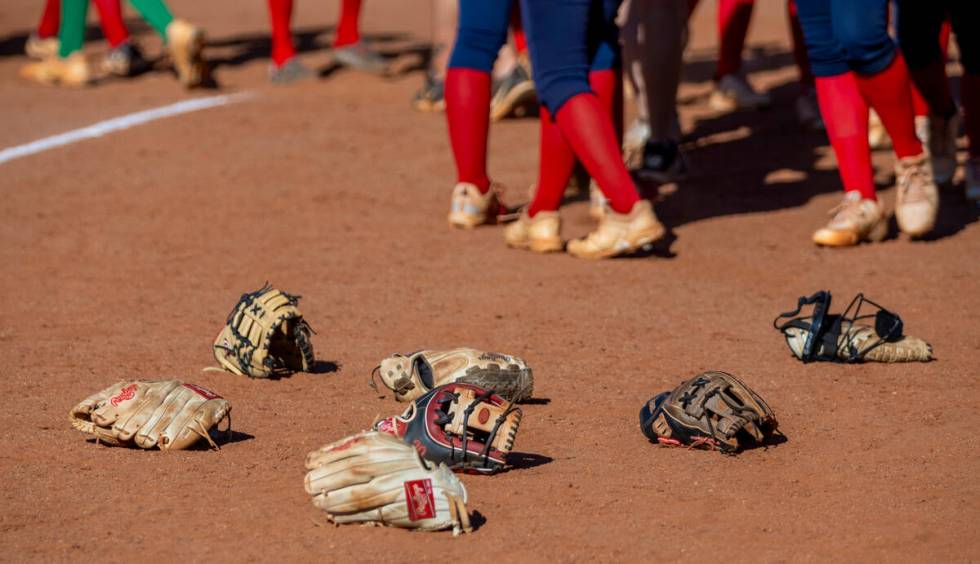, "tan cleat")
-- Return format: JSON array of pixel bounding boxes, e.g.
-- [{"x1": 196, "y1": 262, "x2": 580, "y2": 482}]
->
[
  {"x1": 894, "y1": 153, "x2": 939, "y2": 237},
  {"x1": 166, "y1": 19, "x2": 207, "y2": 88},
  {"x1": 504, "y1": 210, "x2": 562, "y2": 253},
  {"x1": 567, "y1": 199, "x2": 665, "y2": 259},
  {"x1": 19, "y1": 53, "x2": 91, "y2": 87},
  {"x1": 812, "y1": 191, "x2": 887, "y2": 247},
  {"x1": 25, "y1": 33, "x2": 60, "y2": 60},
  {"x1": 448, "y1": 182, "x2": 501, "y2": 229}
]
